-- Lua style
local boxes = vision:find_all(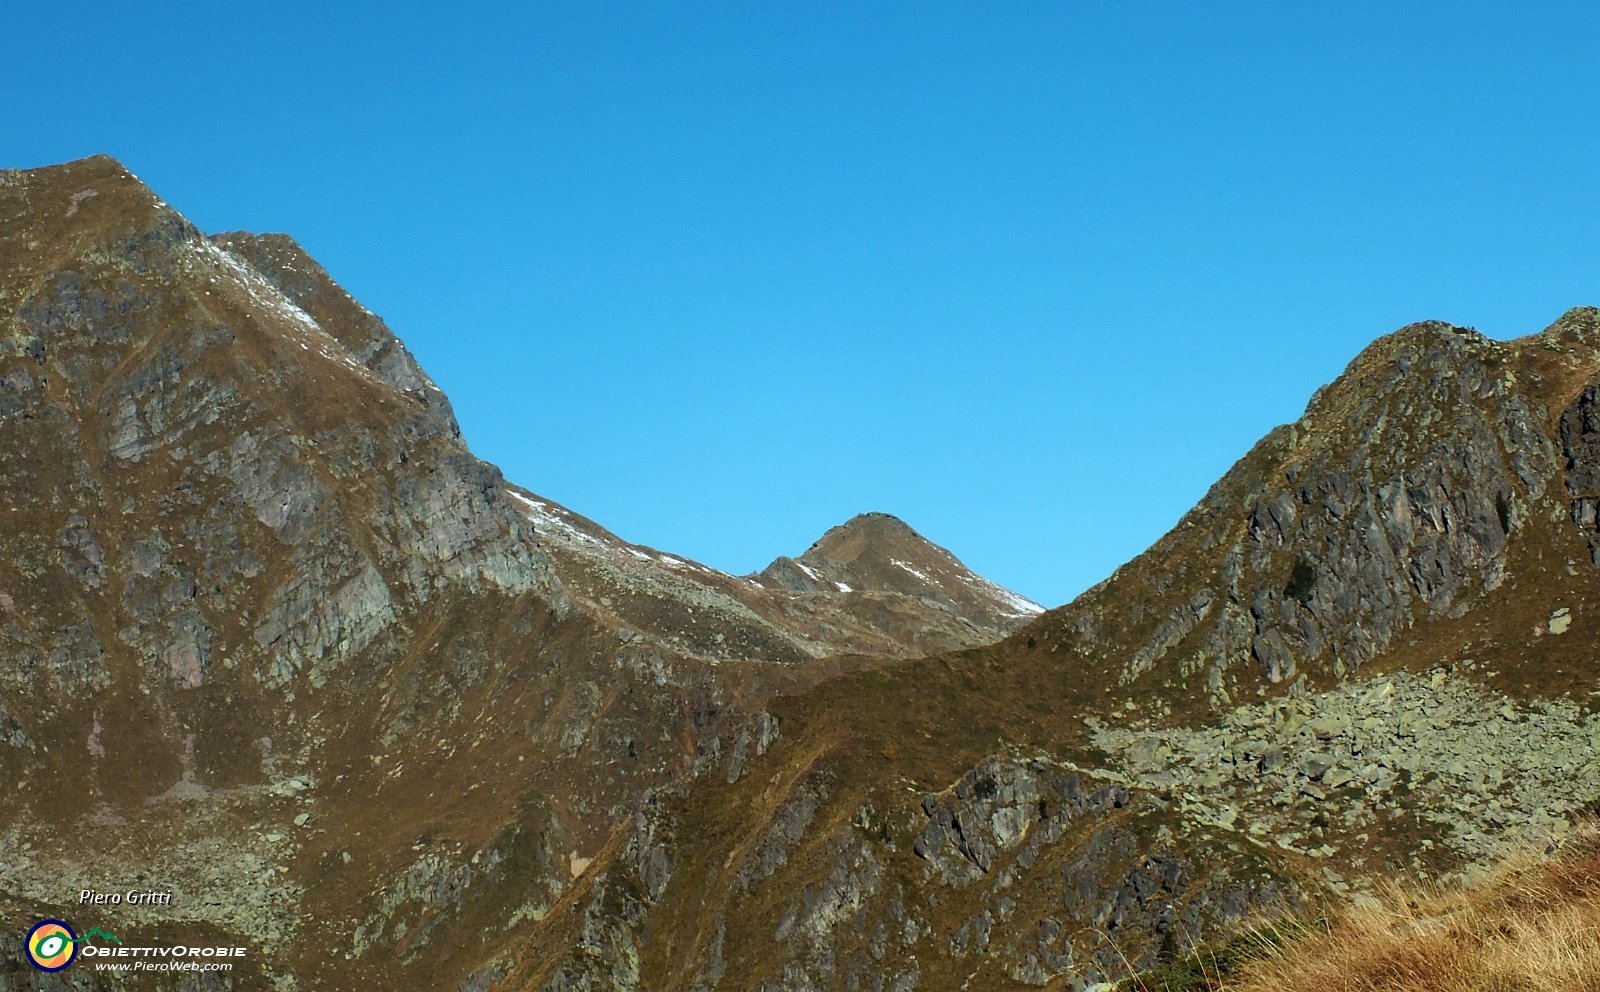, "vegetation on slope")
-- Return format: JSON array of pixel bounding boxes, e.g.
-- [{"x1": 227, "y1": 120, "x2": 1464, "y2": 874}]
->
[{"x1": 1119, "y1": 826, "x2": 1600, "y2": 992}]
